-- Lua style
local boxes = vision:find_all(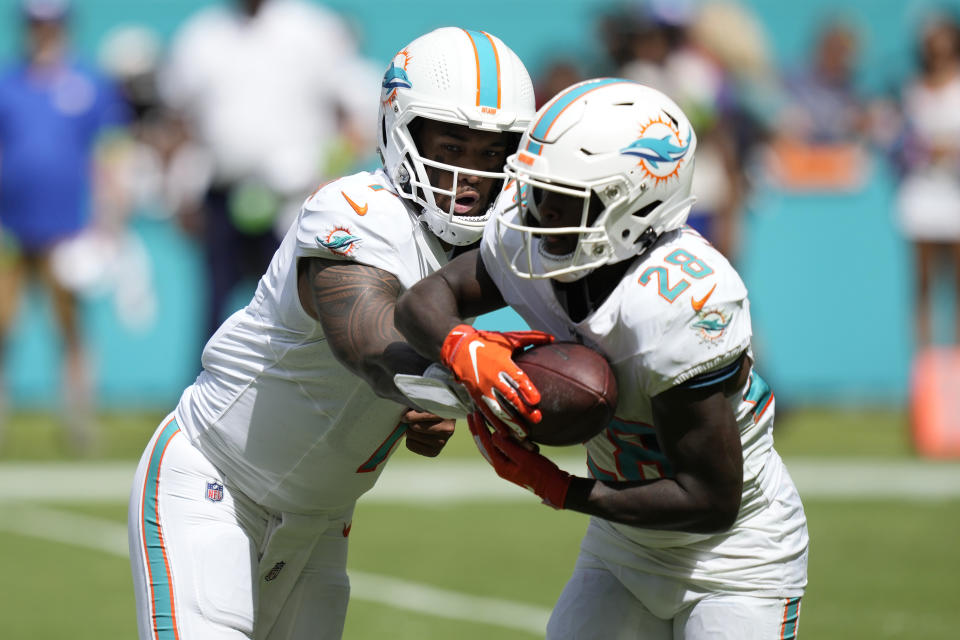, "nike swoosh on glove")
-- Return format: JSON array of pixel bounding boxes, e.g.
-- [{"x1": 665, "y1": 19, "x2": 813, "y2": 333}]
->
[
  {"x1": 441, "y1": 324, "x2": 554, "y2": 439},
  {"x1": 468, "y1": 411, "x2": 571, "y2": 509}
]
